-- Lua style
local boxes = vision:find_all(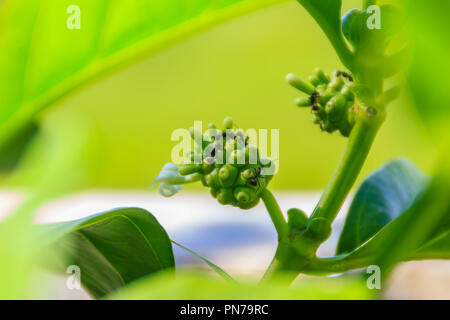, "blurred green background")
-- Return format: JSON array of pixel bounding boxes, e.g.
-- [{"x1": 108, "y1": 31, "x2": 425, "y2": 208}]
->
[{"x1": 4, "y1": 0, "x2": 436, "y2": 191}]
